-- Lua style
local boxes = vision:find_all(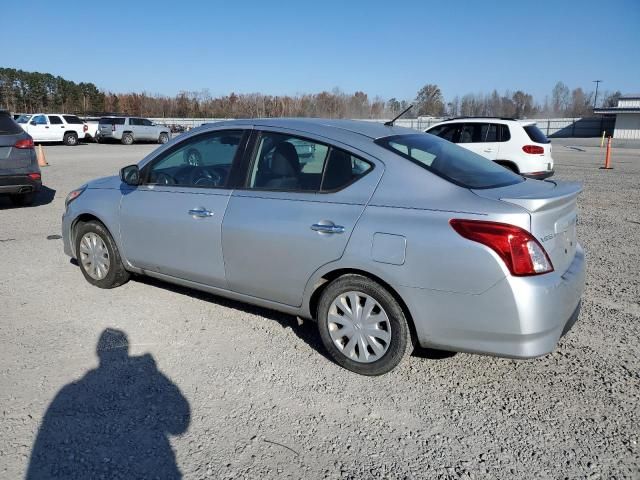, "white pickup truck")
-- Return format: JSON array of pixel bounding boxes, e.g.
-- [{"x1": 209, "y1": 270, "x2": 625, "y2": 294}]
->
[{"x1": 17, "y1": 113, "x2": 89, "y2": 146}]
